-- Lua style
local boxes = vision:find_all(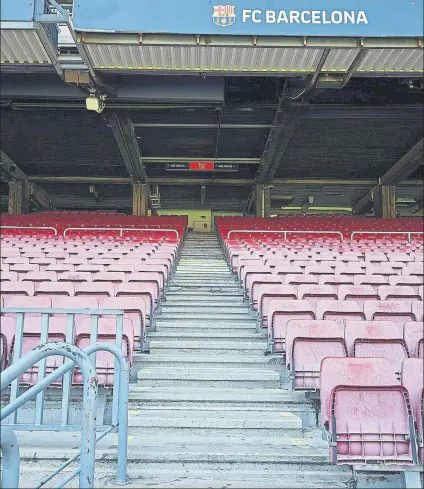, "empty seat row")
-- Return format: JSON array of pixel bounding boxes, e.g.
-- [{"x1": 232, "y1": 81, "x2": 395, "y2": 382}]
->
[
  {"x1": 285, "y1": 319, "x2": 423, "y2": 391},
  {"x1": 265, "y1": 299, "x2": 423, "y2": 352}
]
